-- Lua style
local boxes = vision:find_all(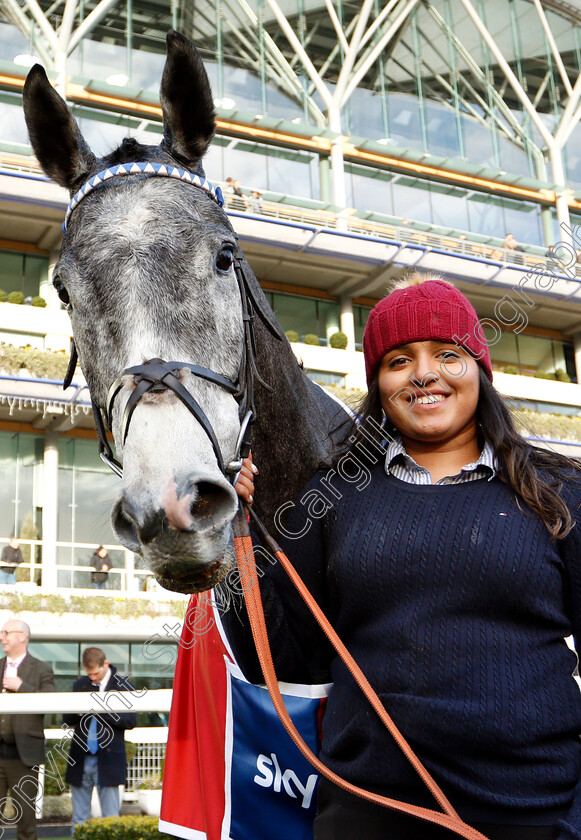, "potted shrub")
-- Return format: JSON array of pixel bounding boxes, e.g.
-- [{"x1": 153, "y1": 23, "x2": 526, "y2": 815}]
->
[
  {"x1": 556, "y1": 368, "x2": 571, "y2": 383},
  {"x1": 137, "y1": 776, "x2": 163, "y2": 816},
  {"x1": 0, "y1": 290, "x2": 6, "y2": 302},
  {"x1": 504, "y1": 365, "x2": 519, "y2": 375},
  {"x1": 329, "y1": 331, "x2": 348, "y2": 349},
  {"x1": 285, "y1": 330, "x2": 299, "y2": 343},
  {"x1": 31, "y1": 296, "x2": 47, "y2": 307},
  {"x1": 303, "y1": 333, "x2": 320, "y2": 345},
  {"x1": 7, "y1": 291, "x2": 24, "y2": 304}
]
